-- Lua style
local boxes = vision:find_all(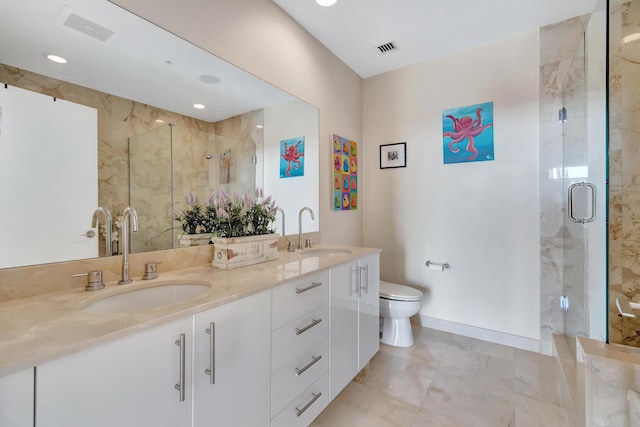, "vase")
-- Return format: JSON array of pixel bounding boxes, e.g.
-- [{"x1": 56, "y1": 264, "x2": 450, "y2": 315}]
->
[
  {"x1": 211, "y1": 233, "x2": 279, "y2": 270},
  {"x1": 178, "y1": 233, "x2": 213, "y2": 247}
]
